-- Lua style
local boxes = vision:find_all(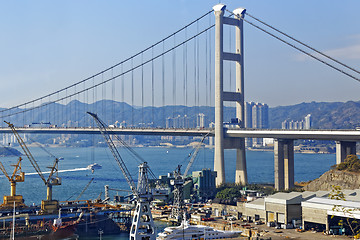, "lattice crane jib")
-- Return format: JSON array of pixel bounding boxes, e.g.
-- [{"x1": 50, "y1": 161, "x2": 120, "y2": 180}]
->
[
  {"x1": 87, "y1": 112, "x2": 155, "y2": 240},
  {"x1": 5, "y1": 121, "x2": 61, "y2": 214}
]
